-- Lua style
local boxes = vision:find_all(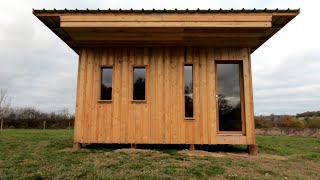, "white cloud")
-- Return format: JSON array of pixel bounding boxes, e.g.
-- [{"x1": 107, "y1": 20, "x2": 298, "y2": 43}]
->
[{"x1": 0, "y1": 0, "x2": 319, "y2": 115}]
